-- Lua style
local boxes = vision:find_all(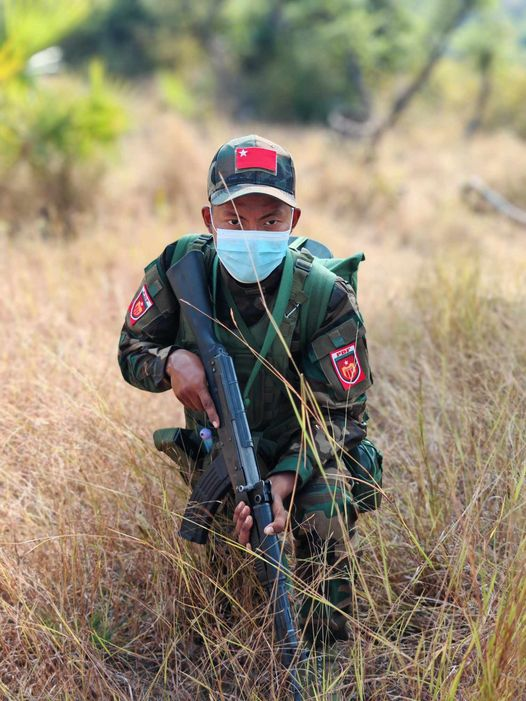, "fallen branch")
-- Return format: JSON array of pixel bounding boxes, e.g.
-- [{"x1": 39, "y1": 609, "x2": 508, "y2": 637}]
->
[
  {"x1": 462, "y1": 176, "x2": 526, "y2": 228},
  {"x1": 327, "y1": 110, "x2": 378, "y2": 140}
]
